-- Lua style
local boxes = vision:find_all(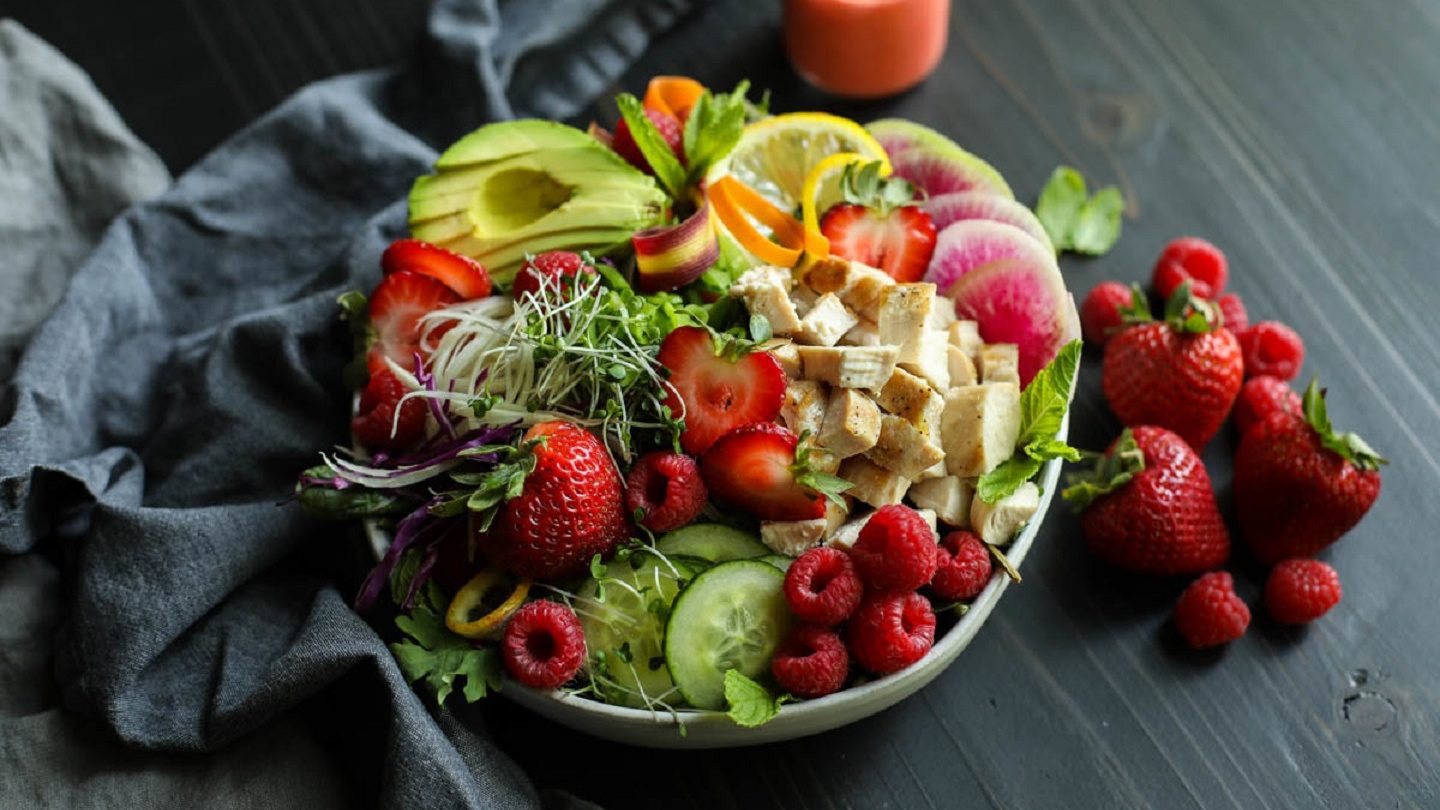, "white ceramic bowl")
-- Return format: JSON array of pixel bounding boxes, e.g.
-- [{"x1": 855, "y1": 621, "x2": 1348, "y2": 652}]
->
[{"x1": 367, "y1": 421, "x2": 1066, "y2": 749}]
